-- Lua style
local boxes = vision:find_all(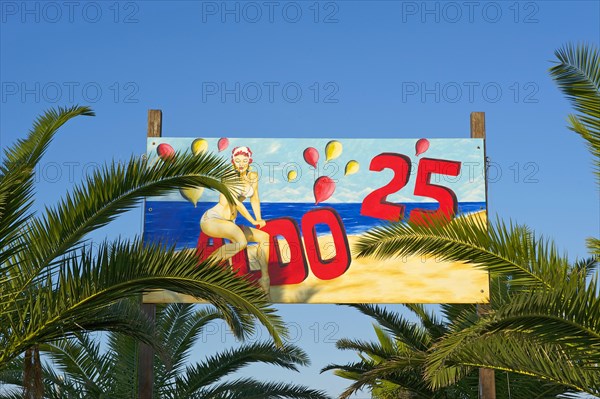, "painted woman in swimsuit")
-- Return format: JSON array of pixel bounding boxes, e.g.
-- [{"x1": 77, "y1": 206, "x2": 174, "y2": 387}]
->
[{"x1": 200, "y1": 146, "x2": 271, "y2": 299}]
